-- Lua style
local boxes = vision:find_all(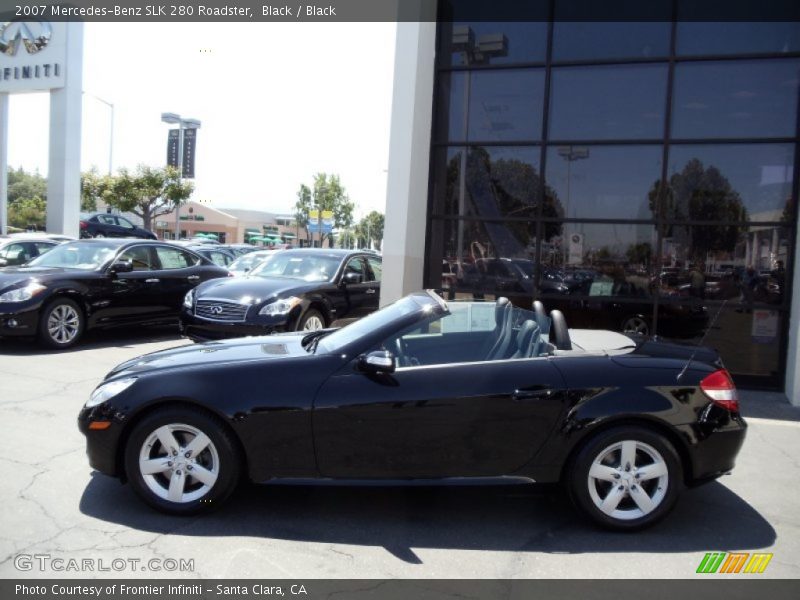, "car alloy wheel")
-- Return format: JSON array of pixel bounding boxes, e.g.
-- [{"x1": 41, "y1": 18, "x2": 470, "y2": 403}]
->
[
  {"x1": 38, "y1": 298, "x2": 84, "y2": 349},
  {"x1": 139, "y1": 423, "x2": 220, "y2": 504},
  {"x1": 94, "y1": 233, "x2": 105, "y2": 238},
  {"x1": 125, "y1": 407, "x2": 241, "y2": 514},
  {"x1": 568, "y1": 426, "x2": 681, "y2": 530},
  {"x1": 587, "y1": 440, "x2": 668, "y2": 521},
  {"x1": 298, "y1": 309, "x2": 326, "y2": 331},
  {"x1": 622, "y1": 316, "x2": 650, "y2": 335}
]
